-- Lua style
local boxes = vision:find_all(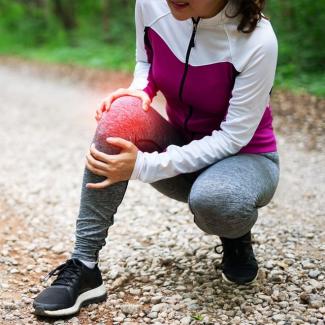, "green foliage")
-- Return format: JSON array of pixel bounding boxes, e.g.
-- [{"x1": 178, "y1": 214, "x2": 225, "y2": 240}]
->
[
  {"x1": 265, "y1": 0, "x2": 325, "y2": 96},
  {"x1": 191, "y1": 313, "x2": 204, "y2": 321},
  {"x1": 266, "y1": 0, "x2": 324, "y2": 72},
  {"x1": 0, "y1": 0, "x2": 324, "y2": 96}
]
